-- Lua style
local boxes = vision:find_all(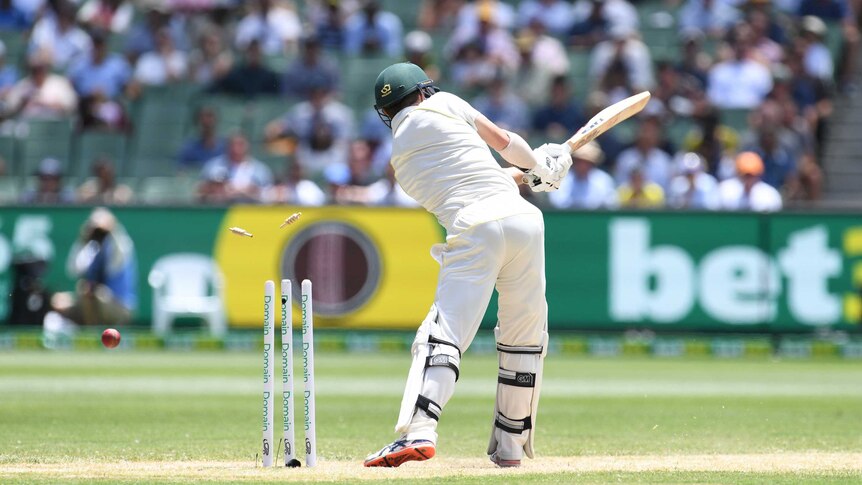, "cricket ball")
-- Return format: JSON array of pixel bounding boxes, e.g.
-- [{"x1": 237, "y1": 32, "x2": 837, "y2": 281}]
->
[
  {"x1": 101, "y1": 328, "x2": 121, "y2": 349},
  {"x1": 286, "y1": 458, "x2": 301, "y2": 468}
]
